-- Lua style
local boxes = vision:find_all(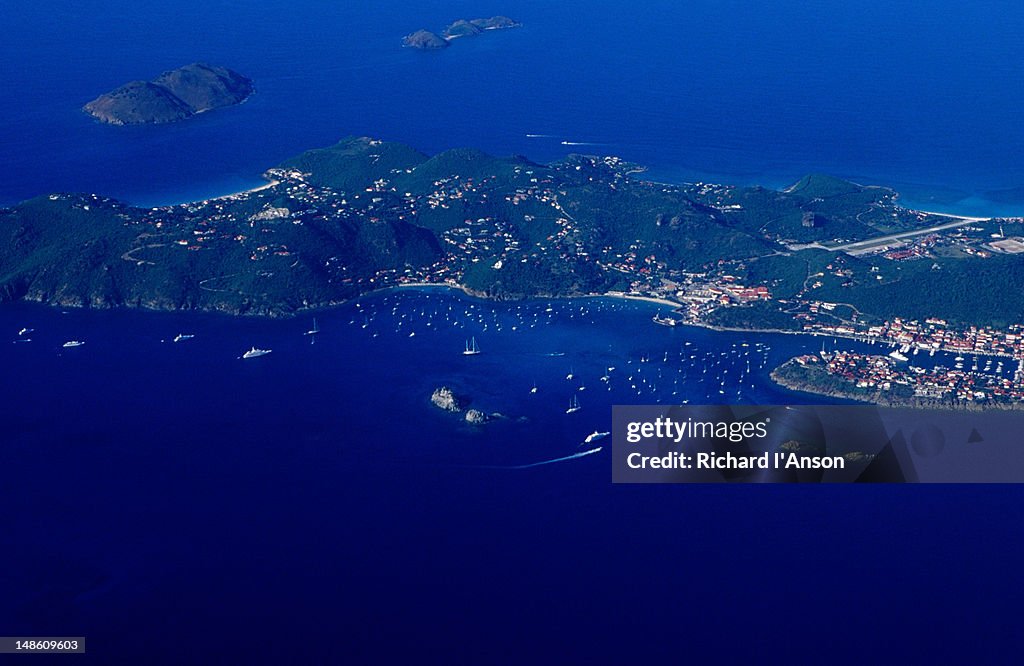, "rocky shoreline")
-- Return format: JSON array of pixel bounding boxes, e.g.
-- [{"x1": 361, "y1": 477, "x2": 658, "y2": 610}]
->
[
  {"x1": 430, "y1": 386, "x2": 498, "y2": 425},
  {"x1": 83, "y1": 63, "x2": 254, "y2": 126},
  {"x1": 771, "y1": 358, "x2": 1024, "y2": 412}
]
